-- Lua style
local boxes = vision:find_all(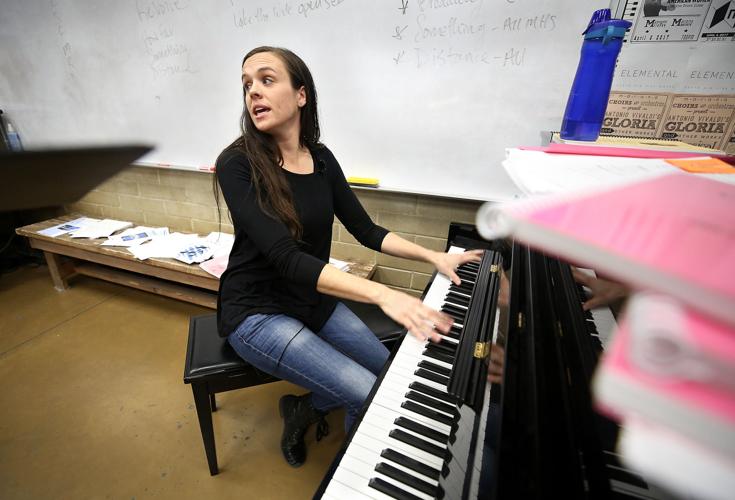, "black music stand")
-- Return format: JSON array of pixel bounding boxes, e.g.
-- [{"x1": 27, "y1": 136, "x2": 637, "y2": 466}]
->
[{"x1": 0, "y1": 145, "x2": 152, "y2": 211}]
